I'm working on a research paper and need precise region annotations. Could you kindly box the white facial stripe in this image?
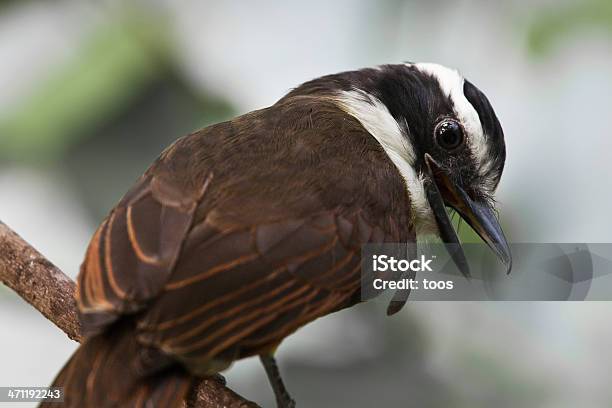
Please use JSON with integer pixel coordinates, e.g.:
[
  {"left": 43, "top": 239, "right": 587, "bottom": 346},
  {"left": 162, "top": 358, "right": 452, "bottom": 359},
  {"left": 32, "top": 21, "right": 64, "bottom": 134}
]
[
  {"left": 411, "top": 63, "right": 493, "bottom": 178},
  {"left": 334, "top": 90, "right": 437, "bottom": 236}
]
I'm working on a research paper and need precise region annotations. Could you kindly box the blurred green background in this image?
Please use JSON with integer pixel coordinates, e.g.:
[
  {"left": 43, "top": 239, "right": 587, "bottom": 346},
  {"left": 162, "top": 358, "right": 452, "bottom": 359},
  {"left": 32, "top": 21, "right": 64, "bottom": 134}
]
[{"left": 1, "top": 1, "right": 611, "bottom": 407}]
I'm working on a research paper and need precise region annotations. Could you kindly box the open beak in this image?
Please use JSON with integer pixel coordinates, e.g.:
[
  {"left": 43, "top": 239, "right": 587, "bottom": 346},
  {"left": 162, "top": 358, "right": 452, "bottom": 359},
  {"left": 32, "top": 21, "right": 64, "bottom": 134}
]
[{"left": 424, "top": 153, "right": 512, "bottom": 278}]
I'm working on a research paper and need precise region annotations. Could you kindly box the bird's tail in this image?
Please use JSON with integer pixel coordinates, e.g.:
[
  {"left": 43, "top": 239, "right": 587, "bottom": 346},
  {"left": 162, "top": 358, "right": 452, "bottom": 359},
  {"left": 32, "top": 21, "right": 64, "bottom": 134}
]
[{"left": 40, "top": 323, "right": 195, "bottom": 408}]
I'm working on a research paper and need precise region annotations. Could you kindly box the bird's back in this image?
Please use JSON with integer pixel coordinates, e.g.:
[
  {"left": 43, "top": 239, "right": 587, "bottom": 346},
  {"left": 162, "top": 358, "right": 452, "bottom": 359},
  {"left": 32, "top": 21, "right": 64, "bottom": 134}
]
[{"left": 47, "top": 95, "right": 414, "bottom": 407}]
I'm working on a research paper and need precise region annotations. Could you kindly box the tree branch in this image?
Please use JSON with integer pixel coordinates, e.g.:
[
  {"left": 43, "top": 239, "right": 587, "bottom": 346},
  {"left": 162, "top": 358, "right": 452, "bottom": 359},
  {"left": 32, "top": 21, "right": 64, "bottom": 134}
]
[
  {"left": 0, "top": 221, "right": 260, "bottom": 408},
  {"left": 0, "top": 222, "right": 82, "bottom": 342}
]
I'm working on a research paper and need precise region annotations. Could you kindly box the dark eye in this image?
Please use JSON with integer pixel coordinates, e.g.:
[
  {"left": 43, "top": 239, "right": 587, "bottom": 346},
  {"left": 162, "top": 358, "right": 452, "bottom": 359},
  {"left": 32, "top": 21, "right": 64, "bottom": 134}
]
[{"left": 435, "top": 119, "right": 464, "bottom": 151}]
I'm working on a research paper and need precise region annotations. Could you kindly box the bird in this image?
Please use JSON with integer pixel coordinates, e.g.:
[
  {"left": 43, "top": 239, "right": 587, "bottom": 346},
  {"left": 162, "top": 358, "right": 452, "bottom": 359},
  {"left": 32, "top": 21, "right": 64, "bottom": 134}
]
[{"left": 44, "top": 62, "right": 511, "bottom": 408}]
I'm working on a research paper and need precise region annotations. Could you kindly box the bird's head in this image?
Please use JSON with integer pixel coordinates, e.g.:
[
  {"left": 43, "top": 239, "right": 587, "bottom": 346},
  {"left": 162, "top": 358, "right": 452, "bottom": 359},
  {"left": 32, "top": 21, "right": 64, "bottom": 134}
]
[{"left": 296, "top": 63, "right": 511, "bottom": 276}]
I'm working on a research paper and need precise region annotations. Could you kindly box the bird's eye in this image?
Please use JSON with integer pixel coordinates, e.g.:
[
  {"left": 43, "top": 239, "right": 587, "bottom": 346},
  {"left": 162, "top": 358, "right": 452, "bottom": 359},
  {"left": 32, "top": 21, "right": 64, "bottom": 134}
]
[{"left": 435, "top": 119, "right": 464, "bottom": 151}]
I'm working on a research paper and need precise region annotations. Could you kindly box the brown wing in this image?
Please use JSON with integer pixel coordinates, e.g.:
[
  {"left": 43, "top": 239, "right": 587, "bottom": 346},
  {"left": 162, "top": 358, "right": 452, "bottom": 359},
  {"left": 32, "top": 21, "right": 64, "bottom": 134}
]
[
  {"left": 135, "top": 206, "right": 400, "bottom": 373},
  {"left": 76, "top": 169, "right": 212, "bottom": 336}
]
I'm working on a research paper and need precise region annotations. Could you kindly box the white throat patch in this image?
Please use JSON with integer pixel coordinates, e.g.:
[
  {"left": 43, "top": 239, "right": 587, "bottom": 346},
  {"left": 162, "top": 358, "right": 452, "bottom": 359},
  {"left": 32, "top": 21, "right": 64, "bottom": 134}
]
[
  {"left": 334, "top": 90, "right": 438, "bottom": 236},
  {"left": 411, "top": 63, "right": 493, "bottom": 179}
]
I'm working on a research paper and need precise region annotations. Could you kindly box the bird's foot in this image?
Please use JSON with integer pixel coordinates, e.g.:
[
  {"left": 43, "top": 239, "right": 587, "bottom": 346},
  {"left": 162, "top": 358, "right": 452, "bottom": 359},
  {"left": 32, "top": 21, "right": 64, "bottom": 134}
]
[
  {"left": 259, "top": 354, "right": 296, "bottom": 408},
  {"left": 278, "top": 395, "right": 296, "bottom": 408}
]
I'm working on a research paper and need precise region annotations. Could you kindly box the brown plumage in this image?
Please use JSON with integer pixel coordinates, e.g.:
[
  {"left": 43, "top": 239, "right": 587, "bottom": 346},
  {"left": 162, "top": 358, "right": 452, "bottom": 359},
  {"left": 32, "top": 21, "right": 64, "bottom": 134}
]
[
  {"left": 46, "top": 62, "right": 511, "bottom": 408},
  {"left": 48, "top": 96, "right": 414, "bottom": 407}
]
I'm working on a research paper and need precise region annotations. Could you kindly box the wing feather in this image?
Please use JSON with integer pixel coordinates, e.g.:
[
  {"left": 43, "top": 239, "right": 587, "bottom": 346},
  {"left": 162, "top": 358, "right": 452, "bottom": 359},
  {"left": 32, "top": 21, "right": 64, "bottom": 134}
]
[
  {"left": 135, "top": 209, "right": 399, "bottom": 373},
  {"left": 77, "top": 173, "right": 212, "bottom": 336}
]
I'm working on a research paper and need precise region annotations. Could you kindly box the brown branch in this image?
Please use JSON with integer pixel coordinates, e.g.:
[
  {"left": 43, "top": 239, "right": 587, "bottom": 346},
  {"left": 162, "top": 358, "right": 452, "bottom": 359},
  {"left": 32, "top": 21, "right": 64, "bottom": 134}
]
[
  {"left": 0, "top": 221, "right": 260, "bottom": 408},
  {"left": 0, "top": 222, "right": 82, "bottom": 342}
]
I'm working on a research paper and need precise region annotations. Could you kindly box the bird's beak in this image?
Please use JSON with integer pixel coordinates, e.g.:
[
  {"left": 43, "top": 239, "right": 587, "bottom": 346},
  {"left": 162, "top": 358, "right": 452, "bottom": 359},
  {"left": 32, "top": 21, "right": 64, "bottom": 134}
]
[{"left": 424, "top": 153, "right": 512, "bottom": 278}]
